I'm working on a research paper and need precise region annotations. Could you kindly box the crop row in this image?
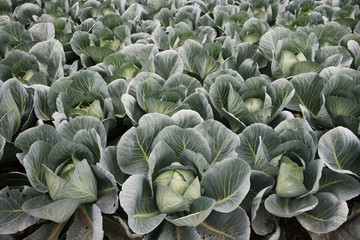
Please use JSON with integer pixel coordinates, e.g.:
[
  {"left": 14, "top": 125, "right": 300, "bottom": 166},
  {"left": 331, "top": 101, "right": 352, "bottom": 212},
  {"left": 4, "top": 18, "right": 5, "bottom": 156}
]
[{"left": 0, "top": 0, "right": 359, "bottom": 239}]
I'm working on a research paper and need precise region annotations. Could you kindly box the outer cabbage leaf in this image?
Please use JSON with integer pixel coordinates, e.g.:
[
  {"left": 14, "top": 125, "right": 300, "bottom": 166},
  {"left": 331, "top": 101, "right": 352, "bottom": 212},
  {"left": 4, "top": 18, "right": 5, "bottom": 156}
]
[
  {"left": 120, "top": 174, "right": 166, "bottom": 234},
  {"left": 22, "top": 195, "right": 82, "bottom": 223},
  {"left": 296, "top": 193, "right": 348, "bottom": 234},
  {"left": 318, "top": 168, "right": 360, "bottom": 201},
  {"left": 152, "top": 125, "right": 211, "bottom": 162},
  {"left": 318, "top": 127, "right": 360, "bottom": 176},
  {"left": 201, "top": 158, "right": 251, "bottom": 213},
  {"left": 153, "top": 50, "right": 184, "bottom": 80},
  {"left": 264, "top": 194, "right": 318, "bottom": 218},
  {"left": 196, "top": 207, "right": 250, "bottom": 240},
  {"left": 117, "top": 113, "right": 175, "bottom": 175},
  {"left": 0, "top": 187, "right": 39, "bottom": 235},
  {"left": 195, "top": 120, "right": 239, "bottom": 167},
  {"left": 23, "top": 141, "right": 52, "bottom": 193}
]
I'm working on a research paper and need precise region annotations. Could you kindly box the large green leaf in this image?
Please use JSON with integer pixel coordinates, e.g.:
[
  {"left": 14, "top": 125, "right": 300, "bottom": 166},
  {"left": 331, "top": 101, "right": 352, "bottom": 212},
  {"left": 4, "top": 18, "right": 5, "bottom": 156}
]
[
  {"left": 32, "top": 85, "right": 52, "bottom": 121},
  {"left": 15, "top": 124, "right": 62, "bottom": 154},
  {"left": 85, "top": 46, "right": 114, "bottom": 63},
  {"left": 121, "top": 93, "right": 146, "bottom": 124},
  {"left": 193, "top": 53, "right": 220, "bottom": 80},
  {"left": 195, "top": 120, "right": 239, "bottom": 167},
  {"left": 237, "top": 123, "right": 281, "bottom": 164},
  {"left": 325, "top": 96, "right": 360, "bottom": 119},
  {"left": 275, "top": 162, "right": 308, "bottom": 198},
  {"left": 201, "top": 158, "right": 251, "bottom": 213},
  {"left": 117, "top": 113, "right": 175, "bottom": 175},
  {"left": 120, "top": 43, "right": 156, "bottom": 66},
  {"left": 348, "top": 40, "right": 360, "bottom": 70},
  {"left": 312, "top": 22, "right": 351, "bottom": 47},
  {"left": 0, "top": 78, "right": 28, "bottom": 114},
  {"left": 100, "top": 146, "right": 128, "bottom": 185},
  {"left": 259, "top": 27, "right": 291, "bottom": 60},
  {"left": 303, "top": 159, "right": 324, "bottom": 195},
  {"left": 108, "top": 79, "right": 126, "bottom": 118},
  {"left": 0, "top": 21, "right": 32, "bottom": 45},
  {"left": 154, "top": 50, "right": 184, "bottom": 80},
  {"left": 29, "top": 39, "right": 65, "bottom": 75},
  {"left": 73, "top": 129, "right": 102, "bottom": 163},
  {"left": 0, "top": 187, "right": 38, "bottom": 234},
  {"left": 120, "top": 174, "right": 166, "bottom": 234},
  {"left": 0, "top": 64, "right": 12, "bottom": 81},
  {"left": 315, "top": 46, "right": 353, "bottom": 68},
  {"left": 178, "top": 39, "right": 203, "bottom": 73},
  {"left": 208, "top": 76, "right": 246, "bottom": 121},
  {"left": 70, "top": 31, "right": 95, "bottom": 56},
  {"left": 46, "top": 140, "right": 93, "bottom": 171},
  {"left": 287, "top": 73, "right": 324, "bottom": 113},
  {"left": 155, "top": 182, "right": 190, "bottom": 214},
  {"left": 166, "top": 197, "right": 215, "bottom": 227},
  {"left": 92, "top": 163, "right": 119, "bottom": 214},
  {"left": 0, "top": 88, "right": 21, "bottom": 141},
  {"left": 318, "top": 127, "right": 360, "bottom": 176},
  {"left": 146, "top": 98, "right": 181, "bottom": 115},
  {"left": 318, "top": 168, "right": 360, "bottom": 201},
  {"left": 264, "top": 194, "right": 318, "bottom": 218},
  {"left": 44, "top": 166, "right": 67, "bottom": 201},
  {"left": 309, "top": 207, "right": 360, "bottom": 240},
  {"left": 61, "top": 160, "right": 98, "bottom": 203},
  {"left": 66, "top": 204, "right": 103, "bottom": 240},
  {"left": 23, "top": 141, "right": 52, "bottom": 193},
  {"left": 183, "top": 93, "right": 213, "bottom": 121},
  {"left": 196, "top": 207, "right": 250, "bottom": 240},
  {"left": 296, "top": 193, "right": 348, "bottom": 234},
  {"left": 13, "top": 3, "right": 41, "bottom": 25},
  {"left": 148, "top": 141, "right": 176, "bottom": 184},
  {"left": 153, "top": 125, "right": 211, "bottom": 161},
  {"left": 203, "top": 70, "right": 243, "bottom": 92},
  {"left": 29, "top": 22, "right": 55, "bottom": 42},
  {"left": 163, "top": 74, "right": 201, "bottom": 97},
  {"left": 178, "top": 150, "right": 209, "bottom": 176},
  {"left": 22, "top": 195, "right": 82, "bottom": 223},
  {"left": 289, "top": 61, "right": 324, "bottom": 77},
  {"left": 69, "top": 70, "right": 109, "bottom": 98},
  {"left": 152, "top": 27, "right": 169, "bottom": 51},
  {"left": 171, "top": 110, "right": 203, "bottom": 128},
  {"left": 271, "top": 78, "right": 295, "bottom": 116},
  {"left": 251, "top": 137, "right": 278, "bottom": 176},
  {"left": 274, "top": 118, "right": 315, "bottom": 140},
  {"left": 136, "top": 79, "right": 163, "bottom": 111},
  {"left": 47, "top": 79, "right": 82, "bottom": 113},
  {"left": 238, "top": 59, "right": 260, "bottom": 80},
  {"left": 0, "top": 101, "right": 20, "bottom": 141},
  {"left": 57, "top": 116, "right": 107, "bottom": 148}
]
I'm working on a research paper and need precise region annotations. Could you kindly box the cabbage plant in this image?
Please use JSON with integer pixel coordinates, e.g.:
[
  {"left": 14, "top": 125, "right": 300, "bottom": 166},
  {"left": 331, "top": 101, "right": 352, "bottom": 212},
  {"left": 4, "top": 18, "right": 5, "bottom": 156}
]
[
  {"left": 117, "top": 111, "right": 251, "bottom": 238},
  {"left": 287, "top": 71, "right": 360, "bottom": 134},
  {"left": 237, "top": 118, "right": 360, "bottom": 237},
  {"left": 0, "top": 78, "right": 33, "bottom": 164},
  {"left": 0, "top": 116, "right": 121, "bottom": 238},
  {"left": 46, "top": 70, "right": 116, "bottom": 131},
  {"left": 121, "top": 72, "right": 213, "bottom": 125},
  {"left": 207, "top": 74, "right": 294, "bottom": 133}
]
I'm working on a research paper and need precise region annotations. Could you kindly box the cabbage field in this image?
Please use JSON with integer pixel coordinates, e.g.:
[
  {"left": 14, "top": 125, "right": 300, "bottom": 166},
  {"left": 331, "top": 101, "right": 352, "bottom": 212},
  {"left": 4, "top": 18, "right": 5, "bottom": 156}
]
[{"left": 0, "top": 0, "right": 360, "bottom": 239}]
